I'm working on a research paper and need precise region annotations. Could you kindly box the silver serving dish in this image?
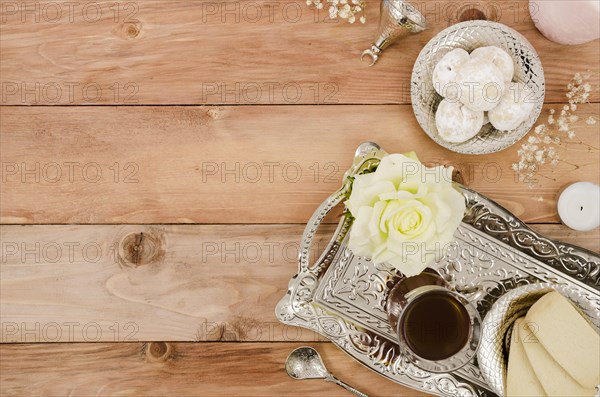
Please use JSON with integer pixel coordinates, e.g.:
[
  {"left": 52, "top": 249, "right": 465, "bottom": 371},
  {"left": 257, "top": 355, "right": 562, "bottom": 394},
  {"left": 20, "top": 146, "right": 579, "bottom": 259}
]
[
  {"left": 276, "top": 142, "right": 599, "bottom": 397},
  {"left": 478, "top": 283, "right": 600, "bottom": 396},
  {"left": 411, "top": 21, "right": 545, "bottom": 155}
]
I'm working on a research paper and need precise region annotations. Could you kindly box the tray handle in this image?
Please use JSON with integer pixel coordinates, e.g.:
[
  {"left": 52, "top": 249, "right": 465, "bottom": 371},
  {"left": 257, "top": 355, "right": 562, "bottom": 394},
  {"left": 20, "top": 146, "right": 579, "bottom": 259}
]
[
  {"left": 298, "top": 142, "right": 388, "bottom": 273},
  {"left": 298, "top": 187, "right": 349, "bottom": 272}
]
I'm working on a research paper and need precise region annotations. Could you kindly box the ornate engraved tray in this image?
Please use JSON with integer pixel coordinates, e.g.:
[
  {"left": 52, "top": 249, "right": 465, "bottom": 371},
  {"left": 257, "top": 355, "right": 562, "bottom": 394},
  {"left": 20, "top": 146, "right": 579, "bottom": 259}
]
[{"left": 276, "top": 142, "right": 600, "bottom": 397}]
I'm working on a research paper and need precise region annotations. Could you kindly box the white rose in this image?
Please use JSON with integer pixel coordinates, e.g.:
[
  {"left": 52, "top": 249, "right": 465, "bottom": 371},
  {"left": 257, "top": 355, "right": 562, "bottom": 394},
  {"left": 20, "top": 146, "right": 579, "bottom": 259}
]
[{"left": 346, "top": 153, "right": 466, "bottom": 276}]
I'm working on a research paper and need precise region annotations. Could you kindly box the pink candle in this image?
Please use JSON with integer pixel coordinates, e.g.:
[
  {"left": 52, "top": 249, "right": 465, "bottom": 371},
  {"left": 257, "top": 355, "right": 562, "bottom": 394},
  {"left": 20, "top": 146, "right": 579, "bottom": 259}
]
[{"left": 530, "top": 0, "right": 600, "bottom": 45}]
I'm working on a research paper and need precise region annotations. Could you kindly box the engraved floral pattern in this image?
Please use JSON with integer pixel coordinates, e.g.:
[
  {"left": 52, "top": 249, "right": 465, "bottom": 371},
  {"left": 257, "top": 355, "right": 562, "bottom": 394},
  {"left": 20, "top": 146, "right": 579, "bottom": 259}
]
[{"left": 276, "top": 143, "right": 600, "bottom": 397}]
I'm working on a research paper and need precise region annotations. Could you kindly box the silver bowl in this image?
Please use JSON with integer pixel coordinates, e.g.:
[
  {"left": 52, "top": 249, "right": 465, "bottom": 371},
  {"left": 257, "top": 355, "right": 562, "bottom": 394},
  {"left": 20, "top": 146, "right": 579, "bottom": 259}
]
[
  {"left": 411, "top": 20, "right": 545, "bottom": 155},
  {"left": 477, "top": 283, "right": 600, "bottom": 396}
]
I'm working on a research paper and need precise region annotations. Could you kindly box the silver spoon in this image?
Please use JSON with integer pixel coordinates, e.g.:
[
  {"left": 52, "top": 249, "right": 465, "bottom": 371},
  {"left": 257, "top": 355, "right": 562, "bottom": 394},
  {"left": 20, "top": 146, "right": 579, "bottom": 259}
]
[{"left": 285, "top": 346, "right": 369, "bottom": 397}]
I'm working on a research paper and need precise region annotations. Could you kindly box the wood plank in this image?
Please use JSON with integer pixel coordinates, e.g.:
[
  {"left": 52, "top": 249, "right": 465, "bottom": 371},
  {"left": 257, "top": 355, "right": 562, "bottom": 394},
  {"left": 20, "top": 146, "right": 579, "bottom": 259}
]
[
  {"left": 1, "top": 224, "right": 596, "bottom": 343},
  {"left": 0, "top": 342, "right": 430, "bottom": 397},
  {"left": 0, "top": 224, "right": 323, "bottom": 342},
  {"left": 0, "top": 0, "right": 597, "bottom": 105},
  {"left": 2, "top": 104, "right": 599, "bottom": 224}
]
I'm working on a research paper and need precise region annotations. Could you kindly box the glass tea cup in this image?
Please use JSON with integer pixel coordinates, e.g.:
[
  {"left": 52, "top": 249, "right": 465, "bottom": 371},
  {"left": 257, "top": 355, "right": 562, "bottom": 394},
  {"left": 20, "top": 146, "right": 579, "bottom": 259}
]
[{"left": 386, "top": 268, "right": 481, "bottom": 373}]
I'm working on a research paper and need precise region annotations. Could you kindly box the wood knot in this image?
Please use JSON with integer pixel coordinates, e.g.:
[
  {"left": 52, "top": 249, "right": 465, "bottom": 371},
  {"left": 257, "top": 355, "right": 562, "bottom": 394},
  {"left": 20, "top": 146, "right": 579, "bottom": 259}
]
[
  {"left": 457, "top": 5, "right": 497, "bottom": 22},
  {"left": 206, "top": 108, "right": 220, "bottom": 120},
  {"left": 146, "top": 342, "right": 172, "bottom": 362},
  {"left": 452, "top": 167, "right": 465, "bottom": 185},
  {"left": 118, "top": 20, "right": 142, "bottom": 39},
  {"left": 118, "top": 230, "right": 165, "bottom": 269},
  {"left": 421, "top": 161, "right": 466, "bottom": 186}
]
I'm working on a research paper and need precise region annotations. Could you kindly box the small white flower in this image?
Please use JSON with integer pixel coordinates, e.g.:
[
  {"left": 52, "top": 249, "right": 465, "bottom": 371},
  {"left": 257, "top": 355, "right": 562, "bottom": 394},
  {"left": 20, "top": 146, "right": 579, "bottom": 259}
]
[
  {"left": 513, "top": 72, "right": 595, "bottom": 189},
  {"left": 329, "top": 5, "right": 337, "bottom": 18},
  {"left": 535, "top": 150, "right": 544, "bottom": 162},
  {"left": 308, "top": 0, "right": 364, "bottom": 24},
  {"left": 338, "top": 3, "right": 351, "bottom": 17}
]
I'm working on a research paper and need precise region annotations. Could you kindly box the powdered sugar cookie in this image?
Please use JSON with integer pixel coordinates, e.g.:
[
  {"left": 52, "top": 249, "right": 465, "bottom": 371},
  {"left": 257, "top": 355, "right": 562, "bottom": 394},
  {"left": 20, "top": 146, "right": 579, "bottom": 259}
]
[
  {"left": 471, "top": 46, "right": 515, "bottom": 82},
  {"left": 488, "top": 82, "right": 535, "bottom": 131},
  {"left": 435, "top": 99, "right": 484, "bottom": 143},
  {"left": 455, "top": 59, "right": 505, "bottom": 112},
  {"left": 432, "top": 48, "right": 470, "bottom": 97}
]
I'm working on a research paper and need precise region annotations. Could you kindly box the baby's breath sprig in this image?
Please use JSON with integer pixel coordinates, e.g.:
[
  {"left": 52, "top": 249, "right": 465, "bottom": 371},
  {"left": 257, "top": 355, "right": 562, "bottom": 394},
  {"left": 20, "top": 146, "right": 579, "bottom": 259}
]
[
  {"left": 513, "top": 72, "right": 598, "bottom": 189},
  {"left": 307, "top": 0, "right": 366, "bottom": 24}
]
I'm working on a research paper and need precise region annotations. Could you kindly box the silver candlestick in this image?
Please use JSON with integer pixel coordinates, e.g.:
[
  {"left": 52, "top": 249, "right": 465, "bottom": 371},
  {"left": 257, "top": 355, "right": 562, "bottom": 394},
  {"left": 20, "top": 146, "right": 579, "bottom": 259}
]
[{"left": 361, "top": 0, "right": 427, "bottom": 66}]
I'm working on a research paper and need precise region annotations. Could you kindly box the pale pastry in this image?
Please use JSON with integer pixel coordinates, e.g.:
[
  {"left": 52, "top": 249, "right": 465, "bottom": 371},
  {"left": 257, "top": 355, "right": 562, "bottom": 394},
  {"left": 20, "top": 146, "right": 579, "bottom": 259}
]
[
  {"left": 521, "top": 323, "right": 594, "bottom": 397},
  {"left": 435, "top": 99, "right": 484, "bottom": 143},
  {"left": 488, "top": 82, "right": 535, "bottom": 131},
  {"left": 432, "top": 48, "right": 470, "bottom": 97},
  {"left": 506, "top": 318, "right": 547, "bottom": 397},
  {"left": 471, "top": 46, "right": 515, "bottom": 82},
  {"left": 455, "top": 59, "right": 505, "bottom": 112},
  {"left": 525, "top": 291, "right": 600, "bottom": 390}
]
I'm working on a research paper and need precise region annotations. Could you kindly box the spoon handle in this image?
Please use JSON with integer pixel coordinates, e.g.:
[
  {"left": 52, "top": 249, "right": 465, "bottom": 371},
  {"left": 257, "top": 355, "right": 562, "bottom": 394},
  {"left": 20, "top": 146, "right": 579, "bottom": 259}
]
[{"left": 325, "top": 374, "right": 369, "bottom": 397}]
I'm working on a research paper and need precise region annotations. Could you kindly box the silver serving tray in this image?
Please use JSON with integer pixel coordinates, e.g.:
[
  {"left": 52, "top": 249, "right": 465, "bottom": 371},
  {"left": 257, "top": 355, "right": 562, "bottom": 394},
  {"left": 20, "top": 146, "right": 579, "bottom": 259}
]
[{"left": 276, "top": 142, "right": 600, "bottom": 397}]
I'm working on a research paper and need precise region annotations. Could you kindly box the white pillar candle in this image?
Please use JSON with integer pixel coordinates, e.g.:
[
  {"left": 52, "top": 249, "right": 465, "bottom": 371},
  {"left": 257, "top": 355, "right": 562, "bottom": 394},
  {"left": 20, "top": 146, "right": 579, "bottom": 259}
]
[{"left": 557, "top": 182, "right": 600, "bottom": 232}]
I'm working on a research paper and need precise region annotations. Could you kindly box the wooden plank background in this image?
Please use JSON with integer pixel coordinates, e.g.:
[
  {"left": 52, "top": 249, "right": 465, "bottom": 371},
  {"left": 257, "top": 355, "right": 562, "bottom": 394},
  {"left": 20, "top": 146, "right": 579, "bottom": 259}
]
[
  {"left": 2, "top": 104, "right": 599, "bottom": 224},
  {"left": 0, "top": 0, "right": 598, "bottom": 105},
  {"left": 1, "top": 0, "right": 599, "bottom": 396},
  {"left": 0, "top": 343, "right": 431, "bottom": 397}
]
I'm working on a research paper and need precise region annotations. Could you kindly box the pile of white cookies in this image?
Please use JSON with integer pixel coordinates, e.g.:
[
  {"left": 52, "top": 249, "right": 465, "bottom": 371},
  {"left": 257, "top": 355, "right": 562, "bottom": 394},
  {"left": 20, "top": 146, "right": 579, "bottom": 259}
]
[{"left": 432, "top": 46, "right": 534, "bottom": 143}]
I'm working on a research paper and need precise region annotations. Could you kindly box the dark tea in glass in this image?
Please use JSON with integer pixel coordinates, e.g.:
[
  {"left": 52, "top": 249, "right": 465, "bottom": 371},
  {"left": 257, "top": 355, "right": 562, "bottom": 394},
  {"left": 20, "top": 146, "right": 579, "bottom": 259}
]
[
  {"left": 386, "top": 269, "right": 481, "bottom": 372},
  {"left": 401, "top": 290, "right": 471, "bottom": 361}
]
